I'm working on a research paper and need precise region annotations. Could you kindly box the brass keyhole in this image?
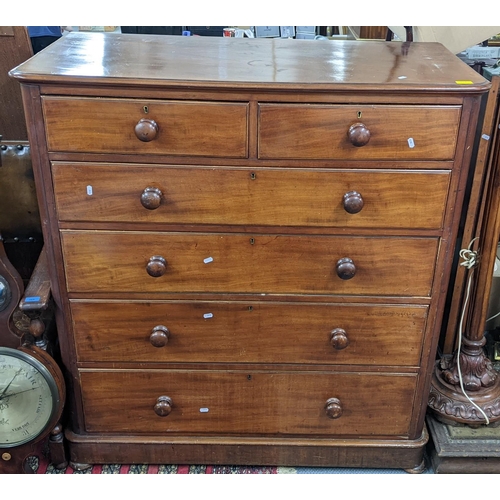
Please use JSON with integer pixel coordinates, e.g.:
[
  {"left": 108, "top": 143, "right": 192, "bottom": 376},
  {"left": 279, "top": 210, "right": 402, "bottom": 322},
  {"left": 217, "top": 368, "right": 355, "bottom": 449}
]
[
  {"left": 143, "top": 105, "right": 149, "bottom": 114},
  {"left": 250, "top": 238, "right": 255, "bottom": 245},
  {"left": 357, "top": 111, "right": 362, "bottom": 119},
  {"left": 250, "top": 172, "right": 256, "bottom": 180}
]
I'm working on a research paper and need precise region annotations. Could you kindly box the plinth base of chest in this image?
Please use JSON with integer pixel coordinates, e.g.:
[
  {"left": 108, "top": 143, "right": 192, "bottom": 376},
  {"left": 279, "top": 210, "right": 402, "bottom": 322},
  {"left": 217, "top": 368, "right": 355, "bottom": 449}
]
[{"left": 65, "top": 428, "right": 428, "bottom": 472}]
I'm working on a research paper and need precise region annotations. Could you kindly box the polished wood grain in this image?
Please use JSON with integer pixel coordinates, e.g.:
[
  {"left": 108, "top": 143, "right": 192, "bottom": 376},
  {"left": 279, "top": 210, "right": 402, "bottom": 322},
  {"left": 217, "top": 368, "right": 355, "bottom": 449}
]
[
  {"left": 258, "top": 104, "right": 461, "bottom": 160},
  {"left": 9, "top": 33, "right": 488, "bottom": 468},
  {"left": 70, "top": 300, "right": 428, "bottom": 366},
  {"left": 64, "top": 428, "right": 428, "bottom": 469},
  {"left": 60, "top": 231, "right": 438, "bottom": 296},
  {"left": 79, "top": 370, "right": 417, "bottom": 436},
  {"left": 42, "top": 97, "right": 249, "bottom": 157},
  {"left": 9, "top": 33, "right": 488, "bottom": 93},
  {"left": 52, "top": 163, "right": 451, "bottom": 230}
]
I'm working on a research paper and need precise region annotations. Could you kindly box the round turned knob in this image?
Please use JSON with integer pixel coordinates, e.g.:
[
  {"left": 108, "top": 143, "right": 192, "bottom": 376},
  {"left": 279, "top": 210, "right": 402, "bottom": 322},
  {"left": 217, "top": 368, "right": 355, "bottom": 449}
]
[
  {"left": 336, "top": 257, "right": 356, "bottom": 280},
  {"left": 330, "top": 328, "right": 349, "bottom": 350},
  {"left": 154, "top": 396, "right": 173, "bottom": 417},
  {"left": 146, "top": 256, "right": 167, "bottom": 277},
  {"left": 347, "top": 122, "right": 371, "bottom": 147},
  {"left": 343, "top": 191, "right": 364, "bottom": 214},
  {"left": 135, "top": 118, "right": 159, "bottom": 142},
  {"left": 325, "top": 398, "right": 343, "bottom": 419},
  {"left": 141, "top": 187, "right": 162, "bottom": 210},
  {"left": 150, "top": 325, "right": 170, "bottom": 347},
  {"left": 29, "top": 318, "right": 46, "bottom": 339}
]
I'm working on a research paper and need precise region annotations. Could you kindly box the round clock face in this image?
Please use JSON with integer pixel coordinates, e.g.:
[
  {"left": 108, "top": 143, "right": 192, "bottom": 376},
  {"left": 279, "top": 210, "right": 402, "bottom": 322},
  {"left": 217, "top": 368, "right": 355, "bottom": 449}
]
[{"left": 0, "top": 348, "right": 57, "bottom": 447}]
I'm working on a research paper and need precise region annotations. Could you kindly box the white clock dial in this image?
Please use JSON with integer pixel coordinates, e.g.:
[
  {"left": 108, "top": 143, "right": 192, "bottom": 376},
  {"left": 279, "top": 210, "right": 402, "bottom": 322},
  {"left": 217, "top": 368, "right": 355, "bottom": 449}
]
[{"left": 0, "top": 349, "right": 56, "bottom": 447}]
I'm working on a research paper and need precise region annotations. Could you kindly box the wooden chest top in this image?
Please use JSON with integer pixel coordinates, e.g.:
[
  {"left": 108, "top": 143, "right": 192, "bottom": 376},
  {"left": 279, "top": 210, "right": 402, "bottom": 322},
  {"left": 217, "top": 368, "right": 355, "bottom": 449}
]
[{"left": 9, "top": 32, "right": 488, "bottom": 94}]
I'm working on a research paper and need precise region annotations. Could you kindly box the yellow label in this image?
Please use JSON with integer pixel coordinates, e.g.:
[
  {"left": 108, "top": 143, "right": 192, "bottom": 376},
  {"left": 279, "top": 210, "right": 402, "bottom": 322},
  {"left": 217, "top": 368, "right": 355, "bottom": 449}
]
[{"left": 455, "top": 80, "right": 474, "bottom": 85}]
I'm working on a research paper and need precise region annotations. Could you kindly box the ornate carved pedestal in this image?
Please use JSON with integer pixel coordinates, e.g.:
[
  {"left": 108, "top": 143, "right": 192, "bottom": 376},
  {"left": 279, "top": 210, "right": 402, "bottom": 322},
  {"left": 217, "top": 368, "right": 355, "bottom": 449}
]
[{"left": 429, "top": 337, "right": 500, "bottom": 427}]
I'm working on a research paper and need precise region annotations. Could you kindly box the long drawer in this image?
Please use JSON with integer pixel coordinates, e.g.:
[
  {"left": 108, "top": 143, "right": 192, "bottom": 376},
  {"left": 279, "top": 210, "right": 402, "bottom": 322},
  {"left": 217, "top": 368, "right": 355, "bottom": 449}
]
[
  {"left": 258, "top": 104, "right": 461, "bottom": 160},
  {"left": 42, "top": 97, "right": 249, "bottom": 158},
  {"left": 80, "top": 370, "right": 417, "bottom": 436},
  {"left": 52, "top": 163, "right": 451, "bottom": 230},
  {"left": 71, "top": 300, "right": 428, "bottom": 366},
  {"left": 61, "top": 231, "right": 439, "bottom": 296}
]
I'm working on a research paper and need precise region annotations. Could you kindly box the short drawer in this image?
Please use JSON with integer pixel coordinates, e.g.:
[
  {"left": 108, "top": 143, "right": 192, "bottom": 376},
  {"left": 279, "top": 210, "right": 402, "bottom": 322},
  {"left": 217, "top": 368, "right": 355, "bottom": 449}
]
[
  {"left": 42, "top": 97, "right": 248, "bottom": 158},
  {"left": 61, "top": 231, "right": 438, "bottom": 297},
  {"left": 71, "top": 300, "right": 428, "bottom": 366},
  {"left": 80, "top": 370, "right": 417, "bottom": 436},
  {"left": 258, "top": 104, "right": 461, "bottom": 160},
  {"left": 52, "top": 163, "right": 451, "bottom": 230}
]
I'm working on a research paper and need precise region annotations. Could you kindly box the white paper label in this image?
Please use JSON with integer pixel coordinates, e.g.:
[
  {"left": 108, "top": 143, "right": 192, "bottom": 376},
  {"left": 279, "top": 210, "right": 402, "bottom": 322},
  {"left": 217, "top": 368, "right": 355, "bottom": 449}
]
[
  {"left": 200, "top": 408, "right": 209, "bottom": 413},
  {"left": 203, "top": 257, "right": 214, "bottom": 264},
  {"left": 86, "top": 185, "right": 93, "bottom": 195},
  {"left": 482, "top": 134, "right": 490, "bottom": 141},
  {"left": 407, "top": 138, "right": 415, "bottom": 148},
  {"left": 203, "top": 313, "right": 213, "bottom": 319}
]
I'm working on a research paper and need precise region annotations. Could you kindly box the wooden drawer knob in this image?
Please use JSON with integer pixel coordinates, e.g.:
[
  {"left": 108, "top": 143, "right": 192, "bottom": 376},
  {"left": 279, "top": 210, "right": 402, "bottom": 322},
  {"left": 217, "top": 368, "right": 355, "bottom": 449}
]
[
  {"left": 146, "top": 256, "right": 167, "bottom": 277},
  {"left": 347, "top": 122, "right": 370, "bottom": 147},
  {"left": 150, "top": 325, "right": 170, "bottom": 347},
  {"left": 154, "top": 396, "right": 173, "bottom": 417},
  {"left": 330, "top": 328, "right": 349, "bottom": 350},
  {"left": 135, "top": 118, "right": 159, "bottom": 142},
  {"left": 325, "top": 398, "right": 343, "bottom": 419},
  {"left": 141, "top": 187, "right": 162, "bottom": 210},
  {"left": 343, "top": 191, "right": 364, "bottom": 214},
  {"left": 336, "top": 257, "right": 356, "bottom": 280}
]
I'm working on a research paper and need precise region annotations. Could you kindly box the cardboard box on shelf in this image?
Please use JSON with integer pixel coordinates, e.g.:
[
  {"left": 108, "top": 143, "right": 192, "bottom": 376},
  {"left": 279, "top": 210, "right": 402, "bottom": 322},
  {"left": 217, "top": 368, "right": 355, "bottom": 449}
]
[
  {"left": 254, "top": 26, "right": 280, "bottom": 38},
  {"left": 466, "top": 46, "right": 500, "bottom": 59},
  {"left": 296, "top": 33, "right": 316, "bottom": 40},
  {"left": 296, "top": 26, "right": 316, "bottom": 34},
  {"left": 78, "top": 26, "right": 118, "bottom": 32},
  {"left": 280, "top": 26, "right": 295, "bottom": 38}
]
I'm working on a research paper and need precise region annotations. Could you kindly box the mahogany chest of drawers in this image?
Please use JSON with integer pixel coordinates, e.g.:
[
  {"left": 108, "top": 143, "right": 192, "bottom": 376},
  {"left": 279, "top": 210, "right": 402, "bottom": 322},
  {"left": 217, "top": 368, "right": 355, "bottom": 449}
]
[{"left": 10, "top": 32, "right": 489, "bottom": 470}]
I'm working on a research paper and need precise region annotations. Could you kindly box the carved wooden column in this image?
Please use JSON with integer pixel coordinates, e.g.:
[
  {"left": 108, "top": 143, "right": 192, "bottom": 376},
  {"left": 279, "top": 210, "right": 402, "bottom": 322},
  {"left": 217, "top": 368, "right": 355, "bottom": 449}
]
[{"left": 429, "top": 77, "right": 500, "bottom": 426}]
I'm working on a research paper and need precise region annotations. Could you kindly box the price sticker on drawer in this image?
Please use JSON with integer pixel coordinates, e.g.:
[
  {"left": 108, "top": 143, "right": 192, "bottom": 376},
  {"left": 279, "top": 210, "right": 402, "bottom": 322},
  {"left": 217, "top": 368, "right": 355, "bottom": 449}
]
[
  {"left": 199, "top": 408, "right": 209, "bottom": 413},
  {"left": 203, "top": 313, "right": 213, "bottom": 319},
  {"left": 203, "top": 257, "right": 214, "bottom": 264},
  {"left": 407, "top": 138, "right": 415, "bottom": 149},
  {"left": 86, "top": 185, "right": 93, "bottom": 196}
]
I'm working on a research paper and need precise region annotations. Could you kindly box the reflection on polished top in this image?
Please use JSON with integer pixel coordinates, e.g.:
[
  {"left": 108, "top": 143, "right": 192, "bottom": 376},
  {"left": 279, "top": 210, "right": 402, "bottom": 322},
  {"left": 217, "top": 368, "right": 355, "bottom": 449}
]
[{"left": 10, "top": 32, "right": 489, "bottom": 92}]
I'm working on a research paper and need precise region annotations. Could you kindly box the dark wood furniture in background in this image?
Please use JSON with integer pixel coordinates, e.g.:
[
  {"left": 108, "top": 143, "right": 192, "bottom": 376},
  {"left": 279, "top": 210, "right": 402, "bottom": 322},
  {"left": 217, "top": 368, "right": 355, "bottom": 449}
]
[
  {"left": 10, "top": 32, "right": 489, "bottom": 470},
  {"left": 0, "top": 26, "right": 43, "bottom": 348},
  {"left": 429, "top": 77, "right": 500, "bottom": 426},
  {"left": 0, "top": 236, "right": 23, "bottom": 348},
  {"left": 442, "top": 78, "right": 500, "bottom": 356},
  {"left": 0, "top": 26, "right": 66, "bottom": 472},
  {"left": 0, "top": 26, "right": 42, "bottom": 281},
  {"left": 0, "top": 26, "right": 32, "bottom": 141}
]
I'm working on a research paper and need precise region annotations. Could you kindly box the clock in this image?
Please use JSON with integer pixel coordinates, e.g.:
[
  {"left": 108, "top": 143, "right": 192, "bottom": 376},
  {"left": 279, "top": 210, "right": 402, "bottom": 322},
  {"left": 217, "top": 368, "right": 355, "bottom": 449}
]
[{"left": 0, "top": 344, "right": 65, "bottom": 473}]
